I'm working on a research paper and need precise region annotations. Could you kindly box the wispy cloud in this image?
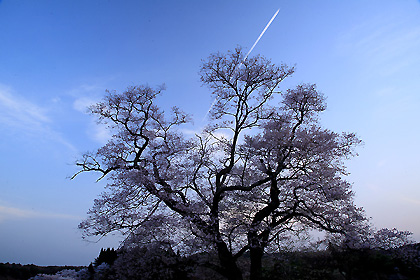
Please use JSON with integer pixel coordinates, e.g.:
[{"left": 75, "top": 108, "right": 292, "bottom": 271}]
[
  {"left": 91, "top": 124, "right": 112, "bottom": 144},
  {"left": 400, "top": 196, "right": 420, "bottom": 206},
  {"left": 180, "top": 128, "right": 200, "bottom": 136},
  {"left": 0, "top": 85, "right": 76, "bottom": 151},
  {"left": 73, "top": 96, "right": 97, "bottom": 113},
  {"left": 69, "top": 84, "right": 113, "bottom": 145},
  {"left": 73, "top": 96, "right": 112, "bottom": 145},
  {"left": 336, "top": 15, "right": 420, "bottom": 76},
  {"left": 0, "top": 205, "right": 81, "bottom": 223},
  {"left": 0, "top": 85, "right": 51, "bottom": 130}
]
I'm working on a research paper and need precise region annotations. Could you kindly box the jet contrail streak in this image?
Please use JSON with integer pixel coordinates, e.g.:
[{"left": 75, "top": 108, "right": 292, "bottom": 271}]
[
  {"left": 243, "top": 8, "right": 280, "bottom": 62},
  {"left": 202, "top": 9, "right": 280, "bottom": 122},
  {"left": 204, "top": 97, "right": 217, "bottom": 121}
]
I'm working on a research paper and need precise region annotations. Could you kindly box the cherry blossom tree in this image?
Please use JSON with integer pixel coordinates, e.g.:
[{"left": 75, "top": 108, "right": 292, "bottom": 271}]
[{"left": 73, "top": 47, "right": 366, "bottom": 280}]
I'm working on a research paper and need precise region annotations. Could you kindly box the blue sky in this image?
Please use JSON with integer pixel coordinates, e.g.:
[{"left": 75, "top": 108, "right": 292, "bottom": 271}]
[{"left": 0, "top": 0, "right": 419, "bottom": 266}]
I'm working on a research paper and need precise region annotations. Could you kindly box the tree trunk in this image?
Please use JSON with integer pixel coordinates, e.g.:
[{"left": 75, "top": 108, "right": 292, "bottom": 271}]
[
  {"left": 216, "top": 241, "right": 243, "bottom": 280},
  {"left": 249, "top": 229, "right": 270, "bottom": 280},
  {"left": 250, "top": 247, "right": 264, "bottom": 280},
  {"left": 222, "top": 266, "right": 243, "bottom": 280}
]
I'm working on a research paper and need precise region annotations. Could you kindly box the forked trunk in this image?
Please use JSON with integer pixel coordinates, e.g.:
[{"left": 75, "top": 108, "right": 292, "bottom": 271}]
[
  {"left": 250, "top": 247, "right": 264, "bottom": 280},
  {"left": 217, "top": 241, "right": 243, "bottom": 280},
  {"left": 222, "top": 266, "right": 243, "bottom": 280}
]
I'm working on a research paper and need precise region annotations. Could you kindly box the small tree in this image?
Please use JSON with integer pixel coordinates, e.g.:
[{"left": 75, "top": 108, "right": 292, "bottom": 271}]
[
  {"left": 327, "top": 227, "right": 415, "bottom": 280},
  {"left": 73, "top": 47, "right": 366, "bottom": 280},
  {"left": 93, "top": 248, "right": 118, "bottom": 267},
  {"left": 112, "top": 242, "right": 188, "bottom": 280}
]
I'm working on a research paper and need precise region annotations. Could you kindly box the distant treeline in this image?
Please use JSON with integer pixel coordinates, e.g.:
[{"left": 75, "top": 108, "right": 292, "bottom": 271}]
[
  {"left": 0, "top": 263, "right": 84, "bottom": 280},
  {"left": 1, "top": 243, "right": 420, "bottom": 280},
  {"left": 85, "top": 244, "right": 420, "bottom": 280}
]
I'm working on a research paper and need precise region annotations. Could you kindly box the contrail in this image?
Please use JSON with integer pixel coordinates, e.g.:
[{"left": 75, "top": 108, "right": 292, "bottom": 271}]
[
  {"left": 244, "top": 9, "right": 280, "bottom": 62},
  {"left": 203, "top": 9, "right": 280, "bottom": 122}
]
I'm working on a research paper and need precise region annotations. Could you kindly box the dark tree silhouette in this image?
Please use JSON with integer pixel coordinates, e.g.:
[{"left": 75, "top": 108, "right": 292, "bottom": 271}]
[{"left": 73, "top": 47, "right": 397, "bottom": 280}]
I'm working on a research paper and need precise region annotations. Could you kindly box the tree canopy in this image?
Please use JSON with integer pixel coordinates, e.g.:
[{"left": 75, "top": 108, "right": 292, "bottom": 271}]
[{"left": 73, "top": 47, "right": 407, "bottom": 280}]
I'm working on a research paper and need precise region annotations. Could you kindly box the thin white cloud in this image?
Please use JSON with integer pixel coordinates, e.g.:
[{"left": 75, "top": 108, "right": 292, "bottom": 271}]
[
  {"left": 0, "top": 85, "right": 51, "bottom": 130},
  {"left": 73, "top": 96, "right": 97, "bottom": 113},
  {"left": 73, "top": 96, "right": 112, "bottom": 145},
  {"left": 336, "top": 15, "right": 420, "bottom": 75},
  {"left": 180, "top": 128, "right": 200, "bottom": 136},
  {"left": 89, "top": 123, "right": 112, "bottom": 145},
  {"left": 67, "top": 84, "right": 104, "bottom": 97},
  {"left": 400, "top": 196, "right": 420, "bottom": 206},
  {"left": 0, "top": 84, "right": 77, "bottom": 151},
  {"left": 69, "top": 84, "right": 114, "bottom": 145},
  {"left": 0, "top": 205, "right": 81, "bottom": 223}
]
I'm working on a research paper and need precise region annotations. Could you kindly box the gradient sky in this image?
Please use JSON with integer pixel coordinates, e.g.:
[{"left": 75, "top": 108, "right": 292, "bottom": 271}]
[{"left": 1, "top": 0, "right": 419, "bottom": 266}]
